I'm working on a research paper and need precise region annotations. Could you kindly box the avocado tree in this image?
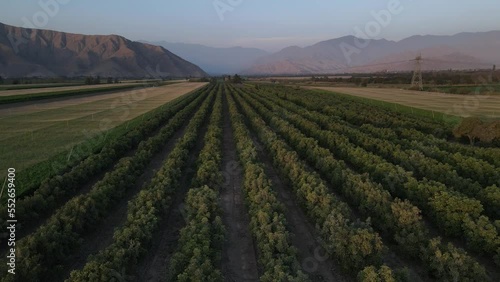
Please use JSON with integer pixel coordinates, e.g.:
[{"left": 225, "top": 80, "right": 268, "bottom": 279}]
[{"left": 453, "top": 117, "right": 483, "bottom": 145}]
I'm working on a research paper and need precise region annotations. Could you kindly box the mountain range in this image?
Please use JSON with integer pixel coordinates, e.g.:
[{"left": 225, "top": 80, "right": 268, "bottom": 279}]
[
  {"left": 142, "top": 41, "right": 268, "bottom": 75},
  {"left": 1, "top": 21, "right": 499, "bottom": 77},
  {"left": 244, "top": 31, "right": 500, "bottom": 75},
  {"left": 0, "top": 22, "right": 207, "bottom": 78}
]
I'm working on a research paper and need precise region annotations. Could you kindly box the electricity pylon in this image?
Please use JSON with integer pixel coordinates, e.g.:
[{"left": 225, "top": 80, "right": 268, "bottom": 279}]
[
  {"left": 490, "top": 64, "right": 496, "bottom": 83},
  {"left": 411, "top": 54, "right": 423, "bottom": 90}
]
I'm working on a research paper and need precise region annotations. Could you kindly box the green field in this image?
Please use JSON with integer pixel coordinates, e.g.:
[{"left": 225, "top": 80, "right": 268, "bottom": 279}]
[{"left": 0, "top": 82, "right": 207, "bottom": 180}]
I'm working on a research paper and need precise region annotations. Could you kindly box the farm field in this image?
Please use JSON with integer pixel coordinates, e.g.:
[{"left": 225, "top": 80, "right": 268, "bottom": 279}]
[
  {"left": 0, "top": 82, "right": 206, "bottom": 178},
  {"left": 0, "top": 82, "right": 143, "bottom": 97},
  {"left": 0, "top": 83, "right": 84, "bottom": 91},
  {"left": 309, "top": 86, "right": 500, "bottom": 119},
  {"left": 1, "top": 82, "right": 499, "bottom": 282}
]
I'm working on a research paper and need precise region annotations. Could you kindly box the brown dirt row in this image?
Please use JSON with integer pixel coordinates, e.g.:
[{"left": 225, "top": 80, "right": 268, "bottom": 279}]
[{"left": 219, "top": 91, "right": 260, "bottom": 282}]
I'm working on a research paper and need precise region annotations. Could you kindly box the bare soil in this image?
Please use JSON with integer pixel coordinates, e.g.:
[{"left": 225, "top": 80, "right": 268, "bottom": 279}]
[{"left": 219, "top": 92, "right": 260, "bottom": 282}]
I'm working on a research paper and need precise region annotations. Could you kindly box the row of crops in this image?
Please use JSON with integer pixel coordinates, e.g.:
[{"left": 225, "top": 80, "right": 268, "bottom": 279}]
[{"left": 1, "top": 82, "right": 498, "bottom": 281}]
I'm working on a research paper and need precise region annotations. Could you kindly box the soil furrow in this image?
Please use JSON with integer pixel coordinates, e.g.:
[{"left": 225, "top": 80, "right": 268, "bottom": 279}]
[{"left": 219, "top": 91, "right": 260, "bottom": 282}]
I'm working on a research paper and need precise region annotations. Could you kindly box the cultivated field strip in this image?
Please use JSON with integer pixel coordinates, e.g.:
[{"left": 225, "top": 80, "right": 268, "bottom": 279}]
[
  {"left": 396, "top": 128, "right": 500, "bottom": 167},
  {"left": 0, "top": 83, "right": 189, "bottom": 118},
  {"left": 0, "top": 86, "right": 215, "bottom": 281},
  {"left": 66, "top": 85, "right": 217, "bottom": 281},
  {"left": 0, "top": 83, "right": 139, "bottom": 97},
  {"left": 235, "top": 86, "right": 491, "bottom": 281},
  {"left": 249, "top": 129, "right": 348, "bottom": 282},
  {"left": 297, "top": 88, "right": 500, "bottom": 167},
  {"left": 270, "top": 87, "right": 500, "bottom": 218},
  {"left": 304, "top": 88, "right": 451, "bottom": 137},
  {"left": 0, "top": 82, "right": 207, "bottom": 174},
  {"left": 14, "top": 83, "right": 210, "bottom": 195},
  {"left": 318, "top": 111, "right": 498, "bottom": 218},
  {"left": 248, "top": 88, "right": 500, "bottom": 272},
  {"left": 230, "top": 87, "right": 405, "bottom": 279},
  {"left": 0, "top": 85, "right": 211, "bottom": 240},
  {"left": 227, "top": 87, "right": 309, "bottom": 281},
  {"left": 358, "top": 124, "right": 500, "bottom": 187},
  {"left": 167, "top": 84, "right": 225, "bottom": 280},
  {"left": 311, "top": 87, "right": 500, "bottom": 118}
]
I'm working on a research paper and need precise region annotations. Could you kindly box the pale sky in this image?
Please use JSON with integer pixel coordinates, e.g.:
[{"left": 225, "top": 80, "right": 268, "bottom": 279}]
[{"left": 1, "top": 0, "right": 499, "bottom": 52}]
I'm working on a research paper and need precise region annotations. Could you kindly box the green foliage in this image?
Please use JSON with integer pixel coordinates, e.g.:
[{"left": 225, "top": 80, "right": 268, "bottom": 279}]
[
  {"left": 231, "top": 85, "right": 384, "bottom": 274},
  {"left": 0, "top": 85, "right": 209, "bottom": 232},
  {"left": 168, "top": 84, "right": 225, "bottom": 281},
  {"left": 233, "top": 84, "right": 492, "bottom": 279},
  {"left": 462, "top": 215, "right": 500, "bottom": 255},
  {"left": 422, "top": 238, "right": 488, "bottom": 281},
  {"left": 357, "top": 265, "right": 397, "bottom": 282},
  {"left": 227, "top": 87, "right": 308, "bottom": 280},
  {"left": 390, "top": 199, "right": 427, "bottom": 253},
  {"left": 1, "top": 86, "right": 215, "bottom": 281},
  {"left": 248, "top": 84, "right": 500, "bottom": 266},
  {"left": 69, "top": 84, "right": 216, "bottom": 281},
  {"left": 429, "top": 192, "right": 483, "bottom": 236}
]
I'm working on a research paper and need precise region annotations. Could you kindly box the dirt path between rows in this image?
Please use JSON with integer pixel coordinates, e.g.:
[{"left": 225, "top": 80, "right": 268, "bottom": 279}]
[
  {"left": 135, "top": 105, "right": 212, "bottom": 282},
  {"left": 219, "top": 92, "right": 260, "bottom": 282}
]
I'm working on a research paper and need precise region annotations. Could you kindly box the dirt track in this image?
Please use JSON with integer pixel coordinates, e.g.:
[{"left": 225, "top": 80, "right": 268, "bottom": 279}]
[{"left": 220, "top": 91, "right": 260, "bottom": 282}]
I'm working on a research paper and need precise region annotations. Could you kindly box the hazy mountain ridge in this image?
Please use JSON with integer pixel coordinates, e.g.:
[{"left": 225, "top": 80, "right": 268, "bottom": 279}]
[
  {"left": 244, "top": 31, "right": 500, "bottom": 75},
  {"left": 0, "top": 22, "right": 208, "bottom": 78},
  {"left": 142, "top": 41, "right": 269, "bottom": 75}
]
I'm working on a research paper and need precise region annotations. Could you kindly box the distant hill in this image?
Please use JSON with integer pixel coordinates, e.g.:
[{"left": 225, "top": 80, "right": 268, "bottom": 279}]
[
  {"left": 144, "top": 41, "right": 268, "bottom": 75},
  {"left": 0, "top": 22, "right": 207, "bottom": 78},
  {"left": 244, "top": 31, "right": 500, "bottom": 75}
]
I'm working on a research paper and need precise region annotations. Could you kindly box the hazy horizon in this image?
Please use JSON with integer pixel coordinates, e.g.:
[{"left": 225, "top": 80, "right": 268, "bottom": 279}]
[{"left": 1, "top": 0, "right": 500, "bottom": 52}]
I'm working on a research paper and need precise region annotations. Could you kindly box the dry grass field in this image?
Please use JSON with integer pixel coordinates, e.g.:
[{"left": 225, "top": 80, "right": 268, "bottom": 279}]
[
  {"left": 0, "top": 82, "right": 207, "bottom": 173},
  {"left": 310, "top": 86, "right": 500, "bottom": 119}
]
